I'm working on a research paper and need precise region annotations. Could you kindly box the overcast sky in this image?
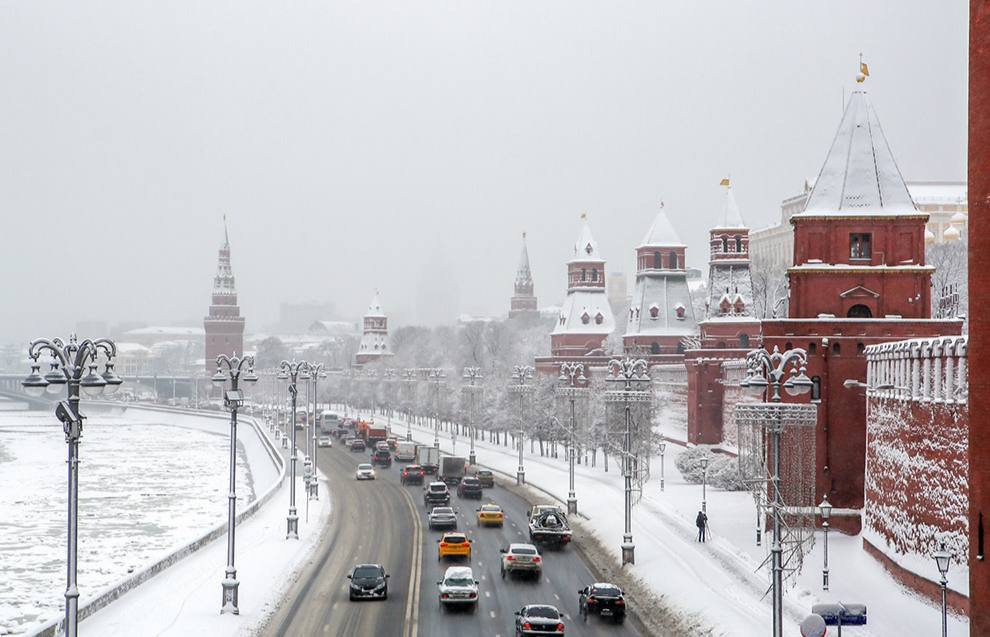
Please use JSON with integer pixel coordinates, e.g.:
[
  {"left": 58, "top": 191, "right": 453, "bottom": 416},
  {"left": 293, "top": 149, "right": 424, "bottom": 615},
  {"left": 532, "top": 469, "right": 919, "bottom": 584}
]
[{"left": 0, "top": 1, "right": 967, "bottom": 343}]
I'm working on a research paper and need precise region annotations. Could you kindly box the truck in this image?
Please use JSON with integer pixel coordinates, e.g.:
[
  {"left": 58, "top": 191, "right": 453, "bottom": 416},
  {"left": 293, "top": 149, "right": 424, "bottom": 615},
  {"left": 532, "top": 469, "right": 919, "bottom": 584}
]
[
  {"left": 417, "top": 446, "right": 441, "bottom": 475},
  {"left": 362, "top": 426, "right": 388, "bottom": 447},
  {"left": 320, "top": 410, "right": 339, "bottom": 434},
  {"left": 528, "top": 505, "right": 572, "bottom": 547},
  {"left": 439, "top": 456, "right": 467, "bottom": 486},
  {"left": 395, "top": 441, "right": 417, "bottom": 462}
]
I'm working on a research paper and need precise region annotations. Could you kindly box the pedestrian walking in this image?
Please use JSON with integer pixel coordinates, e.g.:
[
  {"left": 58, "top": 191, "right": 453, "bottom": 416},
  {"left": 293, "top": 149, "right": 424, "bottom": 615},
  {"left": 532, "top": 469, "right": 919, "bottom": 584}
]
[{"left": 696, "top": 510, "right": 708, "bottom": 542}]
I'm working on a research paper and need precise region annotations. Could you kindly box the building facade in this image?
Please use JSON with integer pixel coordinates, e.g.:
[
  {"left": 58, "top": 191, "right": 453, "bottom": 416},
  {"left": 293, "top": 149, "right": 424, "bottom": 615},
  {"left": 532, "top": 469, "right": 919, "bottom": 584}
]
[
  {"left": 509, "top": 232, "right": 539, "bottom": 319},
  {"left": 203, "top": 222, "right": 245, "bottom": 373},
  {"left": 354, "top": 292, "right": 393, "bottom": 366}
]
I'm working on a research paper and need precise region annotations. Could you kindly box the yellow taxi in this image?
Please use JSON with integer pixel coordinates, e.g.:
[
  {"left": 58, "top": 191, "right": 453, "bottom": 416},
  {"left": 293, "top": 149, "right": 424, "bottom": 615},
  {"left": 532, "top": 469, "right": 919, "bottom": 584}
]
[
  {"left": 438, "top": 532, "right": 472, "bottom": 560},
  {"left": 476, "top": 503, "right": 505, "bottom": 528}
]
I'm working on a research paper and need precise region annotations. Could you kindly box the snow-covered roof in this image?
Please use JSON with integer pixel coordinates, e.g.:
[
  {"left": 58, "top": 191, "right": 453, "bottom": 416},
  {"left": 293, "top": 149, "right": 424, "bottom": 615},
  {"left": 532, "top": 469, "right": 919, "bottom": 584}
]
[
  {"left": 114, "top": 342, "right": 152, "bottom": 355},
  {"left": 365, "top": 291, "right": 386, "bottom": 318},
  {"left": 638, "top": 207, "right": 684, "bottom": 248},
  {"left": 800, "top": 91, "right": 917, "bottom": 217},
  {"left": 516, "top": 233, "right": 533, "bottom": 285},
  {"left": 907, "top": 182, "right": 967, "bottom": 206},
  {"left": 715, "top": 186, "right": 747, "bottom": 229},
  {"left": 625, "top": 271, "right": 698, "bottom": 337},
  {"left": 569, "top": 219, "right": 604, "bottom": 263},
  {"left": 124, "top": 326, "right": 205, "bottom": 337},
  {"left": 551, "top": 289, "right": 615, "bottom": 336}
]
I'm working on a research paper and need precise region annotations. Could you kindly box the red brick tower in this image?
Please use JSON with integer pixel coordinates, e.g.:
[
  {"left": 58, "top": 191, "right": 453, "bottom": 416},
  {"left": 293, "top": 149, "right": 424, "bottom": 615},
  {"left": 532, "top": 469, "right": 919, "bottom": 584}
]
[
  {"left": 204, "top": 218, "right": 245, "bottom": 373},
  {"left": 509, "top": 232, "right": 538, "bottom": 319}
]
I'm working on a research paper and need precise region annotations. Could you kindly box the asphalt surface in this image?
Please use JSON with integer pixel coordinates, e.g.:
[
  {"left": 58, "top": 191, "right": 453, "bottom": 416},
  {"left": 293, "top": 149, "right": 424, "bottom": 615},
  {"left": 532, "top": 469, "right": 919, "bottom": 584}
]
[{"left": 262, "top": 439, "right": 644, "bottom": 637}]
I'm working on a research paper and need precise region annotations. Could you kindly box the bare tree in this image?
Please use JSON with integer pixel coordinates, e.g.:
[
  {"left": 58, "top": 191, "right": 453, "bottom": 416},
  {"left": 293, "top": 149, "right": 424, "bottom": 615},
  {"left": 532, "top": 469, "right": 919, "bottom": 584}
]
[{"left": 927, "top": 238, "right": 968, "bottom": 328}]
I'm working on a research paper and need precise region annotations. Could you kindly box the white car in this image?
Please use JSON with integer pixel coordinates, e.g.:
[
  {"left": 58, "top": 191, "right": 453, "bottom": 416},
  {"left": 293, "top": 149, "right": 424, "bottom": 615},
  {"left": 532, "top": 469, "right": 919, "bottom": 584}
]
[
  {"left": 355, "top": 463, "right": 376, "bottom": 480},
  {"left": 437, "top": 566, "right": 479, "bottom": 609},
  {"left": 318, "top": 436, "right": 333, "bottom": 448},
  {"left": 500, "top": 543, "right": 542, "bottom": 579}
]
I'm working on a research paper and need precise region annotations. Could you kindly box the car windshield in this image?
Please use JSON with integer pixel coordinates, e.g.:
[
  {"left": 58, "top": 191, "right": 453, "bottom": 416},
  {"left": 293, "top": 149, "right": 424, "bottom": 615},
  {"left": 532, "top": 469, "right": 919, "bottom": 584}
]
[
  {"left": 444, "top": 576, "right": 474, "bottom": 587},
  {"left": 511, "top": 547, "right": 537, "bottom": 555},
  {"left": 358, "top": 464, "right": 372, "bottom": 470},
  {"left": 353, "top": 566, "right": 381, "bottom": 579},
  {"left": 482, "top": 505, "right": 500, "bottom": 512},
  {"left": 526, "top": 606, "right": 560, "bottom": 619},
  {"left": 433, "top": 508, "right": 453, "bottom": 515},
  {"left": 592, "top": 585, "right": 621, "bottom": 596}
]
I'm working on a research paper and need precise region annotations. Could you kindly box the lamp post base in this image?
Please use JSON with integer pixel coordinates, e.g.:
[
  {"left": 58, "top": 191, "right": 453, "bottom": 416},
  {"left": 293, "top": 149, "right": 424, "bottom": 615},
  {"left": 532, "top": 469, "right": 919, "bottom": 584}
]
[
  {"left": 822, "top": 569, "right": 829, "bottom": 591},
  {"left": 567, "top": 495, "right": 577, "bottom": 516},
  {"left": 281, "top": 437, "right": 288, "bottom": 449},
  {"left": 406, "top": 431, "right": 412, "bottom": 441},
  {"left": 311, "top": 479, "right": 319, "bottom": 500},
  {"left": 220, "top": 574, "right": 239, "bottom": 615},
  {"left": 286, "top": 512, "right": 299, "bottom": 540},
  {"left": 621, "top": 540, "right": 635, "bottom": 566},
  {"left": 516, "top": 469, "right": 525, "bottom": 485},
  {"left": 469, "top": 451, "right": 476, "bottom": 465}
]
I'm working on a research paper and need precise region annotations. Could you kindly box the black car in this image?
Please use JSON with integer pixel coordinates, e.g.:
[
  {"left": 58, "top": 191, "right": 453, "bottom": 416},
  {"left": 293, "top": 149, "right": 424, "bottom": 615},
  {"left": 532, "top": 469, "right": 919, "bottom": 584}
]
[
  {"left": 457, "top": 476, "right": 483, "bottom": 499},
  {"left": 401, "top": 464, "right": 426, "bottom": 485},
  {"left": 578, "top": 583, "right": 626, "bottom": 623},
  {"left": 473, "top": 469, "right": 495, "bottom": 488},
  {"left": 348, "top": 563, "right": 389, "bottom": 601},
  {"left": 424, "top": 481, "right": 451, "bottom": 508},
  {"left": 514, "top": 605, "right": 565, "bottom": 636},
  {"left": 349, "top": 438, "right": 366, "bottom": 452},
  {"left": 371, "top": 449, "right": 392, "bottom": 468}
]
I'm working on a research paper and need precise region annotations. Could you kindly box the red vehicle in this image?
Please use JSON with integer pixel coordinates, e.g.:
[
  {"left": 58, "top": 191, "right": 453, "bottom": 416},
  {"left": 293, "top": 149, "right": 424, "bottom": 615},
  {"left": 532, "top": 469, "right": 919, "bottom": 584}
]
[{"left": 363, "top": 426, "right": 388, "bottom": 447}]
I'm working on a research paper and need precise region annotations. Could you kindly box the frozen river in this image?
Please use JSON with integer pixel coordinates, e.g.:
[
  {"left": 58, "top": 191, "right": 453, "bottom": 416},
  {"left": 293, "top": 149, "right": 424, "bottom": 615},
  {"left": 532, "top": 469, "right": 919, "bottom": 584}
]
[{"left": 0, "top": 409, "right": 253, "bottom": 635}]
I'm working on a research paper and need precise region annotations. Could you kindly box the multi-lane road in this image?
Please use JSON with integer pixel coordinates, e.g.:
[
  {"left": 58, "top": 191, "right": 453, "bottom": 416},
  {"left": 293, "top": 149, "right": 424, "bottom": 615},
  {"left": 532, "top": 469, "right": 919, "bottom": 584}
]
[{"left": 262, "top": 439, "right": 644, "bottom": 637}]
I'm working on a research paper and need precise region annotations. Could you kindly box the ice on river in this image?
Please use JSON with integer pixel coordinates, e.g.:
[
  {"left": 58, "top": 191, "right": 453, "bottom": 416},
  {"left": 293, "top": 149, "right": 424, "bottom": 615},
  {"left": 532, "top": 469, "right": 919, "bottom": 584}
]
[{"left": 0, "top": 410, "right": 252, "bottom": 634}]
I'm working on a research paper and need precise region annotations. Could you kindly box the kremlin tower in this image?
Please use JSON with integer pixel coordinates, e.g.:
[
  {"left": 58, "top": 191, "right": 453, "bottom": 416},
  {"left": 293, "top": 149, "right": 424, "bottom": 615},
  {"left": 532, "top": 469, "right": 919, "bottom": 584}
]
[
  {"left": 204, "top": 218, "right": 246, "bottom": 373},
  {"left": 509, "top": 232, "right": 538, "bottom": 319},
  {"left": 354, "top": 291, "right": 393, "bottom": 366}
]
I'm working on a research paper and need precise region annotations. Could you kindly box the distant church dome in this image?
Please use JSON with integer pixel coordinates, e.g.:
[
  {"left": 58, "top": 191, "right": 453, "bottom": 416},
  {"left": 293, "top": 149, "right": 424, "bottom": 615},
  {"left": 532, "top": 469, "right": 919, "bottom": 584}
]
[{"left": 943, "top": 225, "right": 961, "bottom": 241}]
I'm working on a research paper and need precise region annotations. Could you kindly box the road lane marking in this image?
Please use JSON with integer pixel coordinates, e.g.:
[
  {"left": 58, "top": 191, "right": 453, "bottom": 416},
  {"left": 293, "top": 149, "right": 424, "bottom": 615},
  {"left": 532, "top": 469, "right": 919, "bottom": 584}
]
[
  {"left": 489, "top": 611, "right": 496, "bottom": 618},
  {"left": 485, "top": 591, "right": 491, "bottom": 598},
  {"left": 553, "top": 593, "right": 560, "bottom": 600},
  {"left": 400, "top": 482, "right": 422, "bottom": 637}
]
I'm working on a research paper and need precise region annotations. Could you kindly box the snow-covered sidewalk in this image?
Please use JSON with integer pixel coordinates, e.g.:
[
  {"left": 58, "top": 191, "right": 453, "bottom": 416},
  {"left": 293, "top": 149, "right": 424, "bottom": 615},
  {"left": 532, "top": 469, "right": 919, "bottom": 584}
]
[{"left": 367, "top": 407, "right": 968, "bottom": 636}]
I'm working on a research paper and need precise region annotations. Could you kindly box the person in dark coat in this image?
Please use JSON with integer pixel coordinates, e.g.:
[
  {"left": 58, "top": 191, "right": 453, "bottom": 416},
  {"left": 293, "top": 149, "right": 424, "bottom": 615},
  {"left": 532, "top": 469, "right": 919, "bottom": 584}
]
[{"left": 696, "top": 510, "right": 708, "bottom": 542}]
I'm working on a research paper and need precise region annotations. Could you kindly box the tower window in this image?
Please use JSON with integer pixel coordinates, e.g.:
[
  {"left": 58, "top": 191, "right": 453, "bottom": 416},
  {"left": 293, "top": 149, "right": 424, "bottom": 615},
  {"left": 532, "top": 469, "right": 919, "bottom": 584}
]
[
  {"left": 649, "top": 304, "right": 660, "bottom": 319},
  {"left": 847, "top": 304, "right": 872, "bottom": 318},
  {"left": 739, "top": 333, "right": 750, "bottom": 348},
  {"left": 721, "top": 237, "right": 728, "bottom": 253},
  {"left": 650, "top": 342, "right": 661, "bottom": 355},
  {"left": 595, "top": 312, "right": 604, "bottom": 325},
  {"left": 581, "top": 269, "right": 587, "bottom": 282},
  {"left": 592, "top": 269, "right": 599, "bottom": 282},
  {"left": 811, "top": 376, "right": 822, "bottom": 401},
  {"left": 653, "top": 251, "right": 662, "bottom": 269},
  {"left": 669, "top": 252, "right": 678, "bottom": 269},
  {"left": 735, "top": 236, "right": 742, "bottom": 252},
  {"left": 850, "top": 233, "right": 872, "bottom": 259}
]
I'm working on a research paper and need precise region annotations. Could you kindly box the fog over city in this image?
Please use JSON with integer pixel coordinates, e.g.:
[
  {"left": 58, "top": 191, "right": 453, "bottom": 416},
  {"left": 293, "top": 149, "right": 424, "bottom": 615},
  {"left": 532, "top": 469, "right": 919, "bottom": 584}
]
[{"left": 0, "top": 1, "right": 966, "bottom": 342}]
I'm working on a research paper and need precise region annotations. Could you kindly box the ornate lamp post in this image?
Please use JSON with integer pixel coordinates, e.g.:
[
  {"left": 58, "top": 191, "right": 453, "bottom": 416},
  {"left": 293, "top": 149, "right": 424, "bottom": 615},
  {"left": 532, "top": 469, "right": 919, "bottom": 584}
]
[
  {"left": 933, "top": 544, "right": 951, "bottom": 637},
  {"left": 402, "top": 368, "right": 416, "bottom": 441},
  {"left": 509, "top": 365, "right": 534, "bottom": 485},
  {"left": 658, "top": 440, "right": 666, "bottom": 492},
  {"left": 738, "top": 346, "right": 814, "bottom": 637},
  {"left": 299, "top": 366, "right": 313, "bottom": 497},
  {"left": 605, "top": 357, "right": 651, "bottom": 566},
  {"left": 818, "top": 495, "right": 832, "bottom": 591},
  {"left": 558, "top": 362, "right": 587, "bottom": 515},
  {"left": 277, "top": 359, "right": 311, "bottom": 539},
  {"left": 384, "top": 368, "right": 397, "bottom": 432},
  {"left": 23, "top": 334, "right": 123, "bottom": 637},
  {"left": 462, "top": 367, "right": 483, "bottom": 465},
  {"left": 700, "top": 454, "right": 709, "bottom": 514},
  {"left": 211, "top": 354, "right": 258, "bottom": 615},
  {"left": 307, "top": 363, "right": 326, "bottom": 500},
  {"left": 426, "top": 368, "right": 445, "bottom": 449}
]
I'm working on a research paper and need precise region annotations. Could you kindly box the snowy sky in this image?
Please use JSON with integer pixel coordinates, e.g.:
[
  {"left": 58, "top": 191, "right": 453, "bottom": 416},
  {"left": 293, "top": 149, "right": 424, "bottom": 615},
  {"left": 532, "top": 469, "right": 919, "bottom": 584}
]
[{"left": 0, "top": 1, "right": 967, "bottom": 341}]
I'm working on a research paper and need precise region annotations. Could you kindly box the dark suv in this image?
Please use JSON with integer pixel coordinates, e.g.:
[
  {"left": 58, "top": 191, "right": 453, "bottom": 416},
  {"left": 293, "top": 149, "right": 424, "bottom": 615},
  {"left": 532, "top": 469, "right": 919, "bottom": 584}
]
[
  {"left": 401, "top": 464, "right": 426, "bottom": 485},
  {"left": 348, "top": 563, "right": 389, "bottom": 601},
  {"left": 424, "top": 481, "right": 451, "bottom": 508},
  {"left": 371, "top": 449, "right": 392, "bottom": 468},
  {"left": 473, "top": 469, "right": 494, "bottom": 488},
  {"left": 578, "top": 582, "right": 626, "bottom": 623},
  {"left": 456, "top": 476, "right": 483, "bottom": 499}
]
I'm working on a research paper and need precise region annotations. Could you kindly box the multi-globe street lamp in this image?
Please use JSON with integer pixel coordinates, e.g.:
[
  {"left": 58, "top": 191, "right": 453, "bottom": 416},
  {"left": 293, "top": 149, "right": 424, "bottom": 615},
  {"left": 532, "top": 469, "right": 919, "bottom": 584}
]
[
  {"left": 605, "top": 356, "right": 651, "bottom": 567},
  {"left": 425, "top": 368, "right": 445, "bottom": 449},
  {"left": 383, "top": 368, "right": 397, "bottom": 433},
  {"left": 933, "top": 544, "right": 951, "bottom": 637},
  {"left": 818, "top": 495, "right": 832, "bottom": 591},
  {"left": 211, "top": 354, "right": 258, "bottom": 615},
  {"left": 738, "top": 346, "right": 814, "bottom": 637},
  {"left": 23, "top": 334, "right": 123, "bottom": 637},
  {"left": 558, "top": 362, "right": 587, "bottom": 515},
  {"left": 401, "top": 368, "right": 416, "bottom": 441},
  {"left": 509, "top": 365, "right": 534, "bottom": 485},
  {"left": 277, "top": 359, "right": 311, "bottom": 539},
  {"left": 306, "top": 363, "right": 326, "bottom": 500},
  {"left": 700, "top": 454, "right": 709, "bottom": 514},
  {"left": 462, "top": 367, "right": 483, "bottom": 465}
]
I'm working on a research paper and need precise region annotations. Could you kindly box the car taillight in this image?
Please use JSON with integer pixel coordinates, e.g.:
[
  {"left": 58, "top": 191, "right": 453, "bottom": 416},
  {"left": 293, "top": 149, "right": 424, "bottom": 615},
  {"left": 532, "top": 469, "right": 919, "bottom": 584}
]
[
  {"left": 506, "top": 555, "right": 515, "bottom": 561},
  {"left": 441, "top": 593, "right": 449, "bottom": 599},
  {"left": 615, "top": 599, "right": 625, "bottom": 605},
  {"left": 419, "top": 471, "right": 425, "bottom": 476},
  {"left": 532, "top": 556, "right": 541, "bottom": 563},
  {"left": 587, "top": 598, "right": 597, "bottom": 604},
  {"left": 522, "top": 623, "right": 532, "bottom": 630},
  {"left": 556, "top": 623, "right": 565, "bottom": 632}
]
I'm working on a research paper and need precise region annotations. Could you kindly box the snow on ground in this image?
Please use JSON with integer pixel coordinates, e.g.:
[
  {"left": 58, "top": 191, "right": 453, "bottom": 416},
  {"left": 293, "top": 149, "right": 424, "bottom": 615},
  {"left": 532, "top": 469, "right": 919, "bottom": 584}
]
[
  {"left": 359, "top": 406, "right": 969, "bottom": 636},
  {"left": 80, "top": 466, "right": 329, "bottom": 637},
  {"left": 0, "top": 410, "right": 251, "bottom": 635}
]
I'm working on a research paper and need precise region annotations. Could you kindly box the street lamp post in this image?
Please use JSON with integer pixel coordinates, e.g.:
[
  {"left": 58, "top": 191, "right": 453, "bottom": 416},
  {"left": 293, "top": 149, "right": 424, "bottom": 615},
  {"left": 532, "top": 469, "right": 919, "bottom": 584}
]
[
  {"left": 463, "top": 367, "right": 483, "bottom": 465},
  {"left": 211, "top": 354, "right": 258, "bottom": 615},
  {"left": 819, "top": 495, "right": 832, "bottom": 591},
  {"left": 658, "top": 441, "right": 666, "bottom": 492},
  {"left": 277, "top": 359, "right": 311, "bottom": 539},
  {"left": 402, "top": 369, "right": 416, "bottom": 441},
  {"left": 510, "top": 365, "right": 534, "bottom": 485},
  {"left": 23, "top": 335, "right": 123, "bottom": 637},
  {"left": 934, "top": 544, "right": 951, "bottom": 637},
  {"left": 558, "top": 362, "right": 586, "bottom": 516},
  {"left": 426, "top": 368, "right": 445, "bottom": 449},
  {"left": 384, "top": 368, "right": 396, "bottom": 434},
  {"left": 700, "top": 454, "right": 709, "bottom": 514},
  {"left": 308, "top": 363, "right": 326, "bottom": 500},
  {"left": 738, "top": 346, "right": 814, "bottom": 637},
  {"left": 301, "top": 367, "right": 313, "bottom": 498},
  {"left": 605, "top": 357, "right": 651, "bottom": 566}
]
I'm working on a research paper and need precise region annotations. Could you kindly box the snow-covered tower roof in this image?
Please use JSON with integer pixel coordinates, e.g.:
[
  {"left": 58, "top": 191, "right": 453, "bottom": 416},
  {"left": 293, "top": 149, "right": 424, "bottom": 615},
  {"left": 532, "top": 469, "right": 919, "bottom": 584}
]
[
  {"left": 550, "top": 216, "right": 614, "bottom": 355},
  {"left": 715, "top": 184, "right": 747, "bottom": 229},
  {"left": 638, "top": 206, "right": 685, "bottom": 248},
  {"left": 800, "top": 90, "right": 917, "bottom": 217},
  {"left": 570, "top": 216, "right": 604, "bottom": 263},
  {"left": 366, "top": 291, "right": 386, "bottom": 318}
]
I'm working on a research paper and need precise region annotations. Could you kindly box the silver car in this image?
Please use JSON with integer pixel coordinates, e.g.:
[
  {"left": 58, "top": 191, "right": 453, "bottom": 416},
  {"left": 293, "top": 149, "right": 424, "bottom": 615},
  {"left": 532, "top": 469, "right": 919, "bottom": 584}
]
[
  {"left": 428, "top": 506, "right": 458, "bottom": 530},
  {"left": 437, "top": 566, "right": 479, "bottom": 609},
  {"left": 500, "top": 543, "right": 542, "bottom": 579}
]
